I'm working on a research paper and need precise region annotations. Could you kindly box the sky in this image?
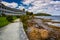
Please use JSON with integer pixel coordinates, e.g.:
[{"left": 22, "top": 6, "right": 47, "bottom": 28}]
[{"left": 1, "top": 0, "right": 60, "bottom": 15}]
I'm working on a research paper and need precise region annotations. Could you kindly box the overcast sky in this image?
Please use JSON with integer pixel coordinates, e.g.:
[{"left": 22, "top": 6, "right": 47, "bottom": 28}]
[{"left": 1, "top": 0, "right": 60, "bottom": 15}]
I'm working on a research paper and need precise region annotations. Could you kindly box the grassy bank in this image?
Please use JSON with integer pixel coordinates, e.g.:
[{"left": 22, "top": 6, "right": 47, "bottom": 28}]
[
  {"left": 0, "top": 16, "right": 17, "bottom": 28},
  {"left": 0, "top": 17, "right": 9, "bottom": 28}
]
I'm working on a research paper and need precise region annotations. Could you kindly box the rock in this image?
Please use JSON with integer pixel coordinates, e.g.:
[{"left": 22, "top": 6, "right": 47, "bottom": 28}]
[
  {"left": 27, "top": 27, "right": 49, "bottom": 40},
  {"left": 39, "top": 29, "right": 49, "bottom": 39}
]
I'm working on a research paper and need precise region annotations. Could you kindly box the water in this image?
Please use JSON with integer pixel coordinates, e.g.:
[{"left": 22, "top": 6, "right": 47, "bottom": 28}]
[
  {"left": 35, "top": 16, "right": 60, "bottom": 22},
  {"left": 35, "top": 16, "right": 60, "bottom": 27},
  {"left": 47, "top": 22, "right": 60, "bottom": 27}
]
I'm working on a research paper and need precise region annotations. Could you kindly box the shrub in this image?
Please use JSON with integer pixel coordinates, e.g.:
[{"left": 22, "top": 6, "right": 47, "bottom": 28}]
[
  {"left": 6, "top": 16, "right": 13, "bottom": 22},
  {"left": 6, "top": 16, "right": 17, "bottom": 22},
  {"left": 13, "top": 16, "right": 17, "bottom": 20},
  {"left": 20, "top": 15, "right": 31, "bottom": 31}
]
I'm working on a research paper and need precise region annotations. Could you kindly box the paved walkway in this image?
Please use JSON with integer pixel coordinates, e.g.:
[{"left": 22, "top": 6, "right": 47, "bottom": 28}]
[{"left": 0, "top": 19, "right": 28, "bottom": 40}]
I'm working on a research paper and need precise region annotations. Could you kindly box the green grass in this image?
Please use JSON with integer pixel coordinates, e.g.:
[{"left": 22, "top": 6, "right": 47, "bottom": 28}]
[
  {"left": 0, "top": 16, "right": 18, "bottom": 28},
  {"left": 13, "top": 16, "right": 17, "bottom": 20},
  {"left": 0, "top": 17, "right": 9, "bottom": 28}
]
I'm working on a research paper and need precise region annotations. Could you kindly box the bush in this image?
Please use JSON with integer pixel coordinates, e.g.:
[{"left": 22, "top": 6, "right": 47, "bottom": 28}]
[
  {"left": 16, "top": 16, "right": 20, "bottom": 18},
  {"left": 6, "top": 16, "right": 17, "bottom": 22},
  {"left": 20, "top": 15, "right": 29, "bottom": 22},
  {"left": 20, "top": 15, "right": 30, "bottom": 31},
  {"left": 0, "top": 17, "right": 9, "bottom": 28},
  {"left": 13, "top": 16, "right": 17, "bottom": 20},
  {"left": 6, "top": 16, "right": 13, "bottom": 22}
]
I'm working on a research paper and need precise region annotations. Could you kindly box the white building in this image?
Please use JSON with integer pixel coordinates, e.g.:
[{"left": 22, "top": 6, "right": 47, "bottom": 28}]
[{"left": 0, "top": 2, "right": 26, "bottom": 16}]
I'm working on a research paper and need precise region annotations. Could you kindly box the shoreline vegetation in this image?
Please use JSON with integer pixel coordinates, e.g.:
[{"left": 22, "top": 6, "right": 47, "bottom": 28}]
[
  {"left": 34, "top": 13, "right": 51, "bottom": 16},
  {"left": 0, "top": 15, "right": 18, "bottom": 28},
  {"left": 20, "top": 12, "right": 60, "bottom": 40}
]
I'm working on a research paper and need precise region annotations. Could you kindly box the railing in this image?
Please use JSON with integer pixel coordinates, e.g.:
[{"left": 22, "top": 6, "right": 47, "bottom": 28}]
[
  {"left": 0, "top": 8, "right": 26, "bottom": 16},
  {"left": 0, "top": 12, "right": 25, "bottom": 16},
  {"left": 0, "top": 8, "right": 25, "bottom": 13}
]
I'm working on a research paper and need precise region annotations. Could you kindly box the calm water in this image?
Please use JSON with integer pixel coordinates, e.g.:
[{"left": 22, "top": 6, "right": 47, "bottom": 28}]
[
  {"left": 35, "top": 16, "right": 60, "bottom": 27},
  {"left": 35, "top": 16, "right": 60, "bottom": 22}
]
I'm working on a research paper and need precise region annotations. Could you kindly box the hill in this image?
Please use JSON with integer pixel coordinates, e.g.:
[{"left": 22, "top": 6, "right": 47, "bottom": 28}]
[{"left": 34, "top": 13, "right": 51, "bottom": 16}]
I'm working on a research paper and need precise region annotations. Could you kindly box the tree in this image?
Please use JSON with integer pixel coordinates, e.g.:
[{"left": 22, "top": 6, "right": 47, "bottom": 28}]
[
  {"left": 26, "top": 11, "right": 33, "bottom": 15},
  {"left": 23, "top": 9, "right": 25, "bottom": 12},
  {"left": 30, "top": 12, "right": 33, "bottom": 15},
  {"left": 34, "top": 13, "right": 51, "bottom": 16}
]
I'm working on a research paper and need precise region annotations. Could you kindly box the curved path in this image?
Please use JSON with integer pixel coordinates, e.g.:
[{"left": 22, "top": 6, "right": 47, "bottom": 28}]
[{"left": 0, "top": 19, "right": 28, "bottom": 40}]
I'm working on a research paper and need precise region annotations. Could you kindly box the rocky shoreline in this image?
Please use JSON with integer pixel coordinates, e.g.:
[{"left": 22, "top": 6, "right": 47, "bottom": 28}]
[{"left": 25, "top": 18, "right": 60, "bottom": 40}]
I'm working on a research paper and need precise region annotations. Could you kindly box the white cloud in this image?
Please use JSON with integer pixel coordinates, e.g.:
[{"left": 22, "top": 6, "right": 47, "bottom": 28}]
[
  {"left": 23, "top": 0, "right": 35, "bottom": 5},
  {"left": 1, "top": 1, "right": 18, "bottom": 8},
  {"left": 22, "top": 0, "right": 60, "bottom": 15},
  {"left": 17, "top": 6, "right": 25, "bottom": 10},
  {"left": 23, "top": 0, "right": 52, "bottom": 5},
  {"left": 50, "top": 1, "right": 60, "bottom": 4}
]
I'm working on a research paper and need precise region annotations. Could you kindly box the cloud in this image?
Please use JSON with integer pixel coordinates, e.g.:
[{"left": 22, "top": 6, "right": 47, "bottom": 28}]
[
  {"left": 1, "top": 1, "right": 18, "bottom": 8},
  {"left": 23, "top": 0, "right": 35, "bottom": 5},
  {"left": 17, "top": 6, "right": 25, "bottom": 10},
  {"left": 50, "top": 1, "right": 60, "bottom": 4},
  {"left": 22, "top": 0, "right": 60, "bottom": 15}
]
